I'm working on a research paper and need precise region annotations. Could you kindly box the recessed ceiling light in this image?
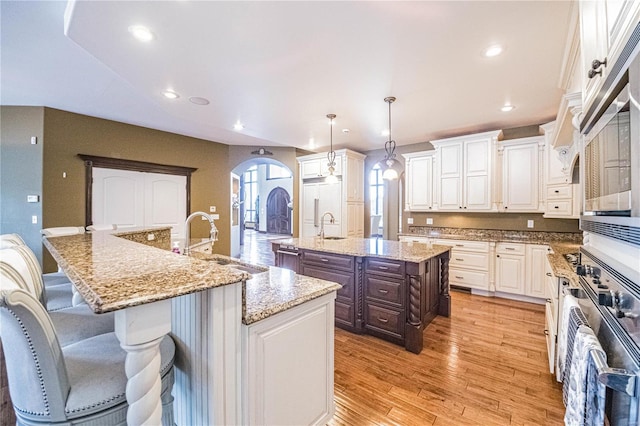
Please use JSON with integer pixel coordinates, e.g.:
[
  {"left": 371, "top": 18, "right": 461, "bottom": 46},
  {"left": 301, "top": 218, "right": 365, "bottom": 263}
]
[
  {"left": 128, "top": 25, "right": 154, "bottom": 42},
  {"left": 484, "top": 44, "right": 503, "bottom": 57},
  {"left": 162, "top": 90, "right": 179, "bottom": 100},
  {"left": 189, "top": 96, "right": 210, "bottom": 106},
  {"left": 234, "top": 122, "right": 244, "bottom": 131},
  {"left": 342, "top": 129, "right": 350, "bottom": 134},
  {"left": 501, "top": 104, "right": 515, "bottom": 112}
]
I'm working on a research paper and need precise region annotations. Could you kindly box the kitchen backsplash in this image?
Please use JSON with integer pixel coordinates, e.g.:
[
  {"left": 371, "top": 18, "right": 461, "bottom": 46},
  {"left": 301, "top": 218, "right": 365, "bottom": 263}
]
[{"left": 406, "top": 225, "right": 583, "bottom": 244}]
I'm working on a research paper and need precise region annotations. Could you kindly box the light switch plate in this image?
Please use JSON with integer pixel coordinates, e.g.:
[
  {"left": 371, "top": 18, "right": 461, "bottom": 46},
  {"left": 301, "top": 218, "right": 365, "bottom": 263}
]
[
  {"left": 212, "top": 214, "right": 220, "bottom": 220},
  {"left": 27, "top": 195, "right": 39, "bottom": 203},
  {"left": 407, "top": 218, "right": 414, "bottom": 224},
  {"left": 31, "top": 215, "right": 38, "bottom": 224},
  {"left": 210, "top": 206, "right": 216, "bottom": 213},
  {"left": 527, "top": 220, "right": 534, "bottom": 228}
]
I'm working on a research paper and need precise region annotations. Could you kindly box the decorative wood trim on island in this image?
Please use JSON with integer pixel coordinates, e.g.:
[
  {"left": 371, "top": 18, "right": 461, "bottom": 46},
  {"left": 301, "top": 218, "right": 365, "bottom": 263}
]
[{"left": 272, "top": 237, "right": 451, "bottom": 354}]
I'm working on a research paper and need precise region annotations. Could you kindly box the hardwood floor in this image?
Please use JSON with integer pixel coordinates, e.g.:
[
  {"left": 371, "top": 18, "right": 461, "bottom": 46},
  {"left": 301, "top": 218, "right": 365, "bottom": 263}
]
[
  {"left": 238, "top": 230, "right": 565, "bottom": 425},
  {"left": 329, "top": 291, "right": 564, "bottom": 426}
]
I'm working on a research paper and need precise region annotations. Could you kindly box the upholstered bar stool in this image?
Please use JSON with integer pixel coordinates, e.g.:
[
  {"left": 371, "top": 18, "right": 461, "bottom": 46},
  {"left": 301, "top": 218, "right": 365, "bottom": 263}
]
[
  {"left": 0, "top": 233, "right": 70, "bottom": 288},
  {"left": 0, "top": 287, "right": 175, "bottom": 426},
  {"left": 0, "top": 242, "right": 73, "bottom": 311},
  {"left": 0, "top": 255, "right": 114, "bottom": 347}
]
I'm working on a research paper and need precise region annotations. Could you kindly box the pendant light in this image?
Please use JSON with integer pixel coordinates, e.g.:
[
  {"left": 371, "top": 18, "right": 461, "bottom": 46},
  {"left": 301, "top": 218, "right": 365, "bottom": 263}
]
[
  {"left": 325, "top": 113, "right": 339, "bottom": 184},
  {"left": 379, "top": 96, "right": 403, "bottom": 180}
]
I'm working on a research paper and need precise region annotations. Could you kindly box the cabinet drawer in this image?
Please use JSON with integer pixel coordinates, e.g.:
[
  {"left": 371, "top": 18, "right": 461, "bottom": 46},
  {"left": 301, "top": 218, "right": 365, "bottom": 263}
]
[
  {"left": 496, "top": 242, "right": 525, "bottom": 255},
  {"left": 449, "top": 251, "right": 489, "bottom": 271},
  {"left": 545, "top": 201, "right": 572, "bottom": 216},
  {"left": 302, "top": 250, "right": 354, "bottom": 271},
  {"left": 335, "top": 300, "right": 354, "bottom": 327},
  {"left": 449, "top": 268, "right": 489, "bottom": 290},
  {"left": 547, "top": 185, "right": 572, "bottom": 199},
  {"left": 365, "top": 258, "right": 405, "bottom": 279},
  {"left": 435, "top": 239, "right": 489, "bottom": 252},
  {"left": 301, "top": 265, "right": 354, "bottom": 301},
  {"left": 365, "top": 275, "right": 404, "bottom": 307},
  {"left": 365, "top": 303, "right": 404, "bottom": 339}
]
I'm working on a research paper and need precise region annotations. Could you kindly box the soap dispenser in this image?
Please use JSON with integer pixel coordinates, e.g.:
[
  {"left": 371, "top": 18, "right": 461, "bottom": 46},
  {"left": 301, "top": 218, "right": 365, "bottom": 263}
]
[{"left": 172, "top": 242, "right": 181, "bottom": 254}]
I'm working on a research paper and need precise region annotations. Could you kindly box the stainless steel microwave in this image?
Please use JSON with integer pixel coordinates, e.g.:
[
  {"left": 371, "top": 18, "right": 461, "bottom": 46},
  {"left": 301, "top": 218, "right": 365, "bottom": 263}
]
[{"left": 584, "top": 82, "right": 632, "bottom": 215}]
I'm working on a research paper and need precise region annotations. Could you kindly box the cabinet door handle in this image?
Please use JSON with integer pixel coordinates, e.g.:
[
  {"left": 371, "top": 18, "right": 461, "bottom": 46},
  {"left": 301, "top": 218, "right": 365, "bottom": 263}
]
[
  {"left": 505, "top": 247, "right": 516, "bottom": 251},
  {"left": 546, "top": 272, "right": 552, "bottom": 277},
  {"left": 377, "top": 317, "right": 389, "bottom": 323},
  {"left": 455, "top": 244, "right": 464, "bottom": 247},
  {"left": 378, "top": 266, "right": 389, "bottom": 270},
  {"left": 455, "top": 276, "right": 464, "bottom": 279},
  {"left": 554, "top": 206, "right": 560, "bottom": 209},
  {"left": 378, "top": 289, "right": 389, "bottom": 294},
  {"left": 544, "top": 329, "right": 549, "bottom": 336},
  {"left": 546, "top": 298, "right": 552, "bottom": 303},
  {"left": 455, "top": 258, "right": 464, "bottom": 261},
  {"left": 497, "top": 254, "right": 500, "bottom": 258},
  {"left": 505, "top": 206, "right": 508, "bottom": 209},
  {"left": 320, "top": 258, "right": 329, "bottom": 262},
  {"left": 554, "top": 190, "right": 560, "bottom": 193}
]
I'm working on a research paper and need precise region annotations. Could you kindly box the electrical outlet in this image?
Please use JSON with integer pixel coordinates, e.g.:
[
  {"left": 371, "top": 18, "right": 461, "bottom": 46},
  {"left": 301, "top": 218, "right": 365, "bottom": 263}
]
[
  {"left": 147, "top": 233, "right": 155, "bottom": 241},
  {"left": 212, "top": 214, "right": 220, "bottom": 220},
  {"left": 426, "top": 218, "right": 433, "bottom": 225},
  {"left": 210, "top": 206, "right": 216, "bottom": 213},
  {"left": 407, "top": 217, "right": 414, "bottom": 225},
  {"left": 30, "top": 136, "right": 37, "bottom": 145},
  {"left": 527, "top": 220, "right": 534, "bottom": 228},
  {"left": 27, "top": 195, "right": 39, "bottom": 203},
  {"left": 31, "top": 215, "right": 38, "bottom": 224}
]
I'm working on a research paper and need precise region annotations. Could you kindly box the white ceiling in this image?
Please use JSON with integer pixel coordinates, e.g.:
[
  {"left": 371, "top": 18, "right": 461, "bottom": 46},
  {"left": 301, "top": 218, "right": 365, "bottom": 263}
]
[{"left": 1, "top": 1, "right": 574, "bottom": 153}]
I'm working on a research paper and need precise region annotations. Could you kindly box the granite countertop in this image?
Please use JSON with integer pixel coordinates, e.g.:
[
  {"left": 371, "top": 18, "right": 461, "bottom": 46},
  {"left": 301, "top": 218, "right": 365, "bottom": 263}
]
[
  {"left": 271, "top": 237, "right": 451, "bottom": 263},
  {"left": 44, "top": 229, "right": 343, "bottom": 323},
  {"left": 242, "top": 267, "right": 341, "bottom": 325},
  {"left": 547, "top": 242, "right": 581, "bottom": 287},
  {"left": 402, "top": 226, "right": 583, "bottom": 245},
  {"left": 44, "top": 230, "right": 249, "bottom": 313}
]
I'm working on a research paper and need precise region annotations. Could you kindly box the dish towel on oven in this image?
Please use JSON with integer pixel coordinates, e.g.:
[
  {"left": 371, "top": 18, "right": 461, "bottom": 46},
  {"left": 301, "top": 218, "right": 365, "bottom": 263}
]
[
  {"left": 563, "top": 305, "right": 589, "bottom": 404},
  {"left": 558, "top": 295, "right": 581, "bottom": 382},
  {"left": 564, "top": 325, "right": 607, "bottom": 426}
]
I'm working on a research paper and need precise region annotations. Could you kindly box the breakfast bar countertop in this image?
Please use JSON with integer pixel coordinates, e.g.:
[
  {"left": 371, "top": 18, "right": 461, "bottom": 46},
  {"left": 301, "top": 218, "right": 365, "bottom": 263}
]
[
  {"left": 271, "top": 236, "right": 451, "bottom": 263},
  {"left": 43, "top": 230, "right": 249, "bottom": 314}
]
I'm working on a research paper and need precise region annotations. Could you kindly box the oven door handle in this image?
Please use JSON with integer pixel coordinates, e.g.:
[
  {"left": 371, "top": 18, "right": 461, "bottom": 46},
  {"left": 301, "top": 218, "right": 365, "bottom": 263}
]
[{"left": 591, "top": 349, "right": 638, "bottom": 397}]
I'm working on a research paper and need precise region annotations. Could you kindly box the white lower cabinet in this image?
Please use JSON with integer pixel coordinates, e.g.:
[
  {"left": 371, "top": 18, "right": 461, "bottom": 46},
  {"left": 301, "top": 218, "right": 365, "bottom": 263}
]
[
  {"left": 495, "top": 243, "right": 526, "bottom": 294},
  {"left": 526, "top": 244, "right": 550, "bottom": 298},
  {"left": 242, "top": 293, "right": 336, "bottom": 425},
  {"left": 436, "top": 239, "right": 491, "bottom": 291}
]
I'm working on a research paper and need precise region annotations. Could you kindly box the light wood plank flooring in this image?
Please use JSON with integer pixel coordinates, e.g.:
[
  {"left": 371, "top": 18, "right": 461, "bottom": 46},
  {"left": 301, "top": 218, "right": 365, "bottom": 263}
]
[{"left": 328, "top": 291, "right": 564, "bottom": 425}]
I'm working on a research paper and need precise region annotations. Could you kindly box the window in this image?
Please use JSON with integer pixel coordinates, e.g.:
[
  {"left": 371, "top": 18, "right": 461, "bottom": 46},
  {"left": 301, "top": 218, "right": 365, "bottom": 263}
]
[
  {"left": 267, "top": 164, "right": 291, "bottom": 180},
  {"left": 369, "top": 164, "right": 384, "bottom": 236},
  {"left": 244, "top": 165, "right": 258, "bottom": 223}
]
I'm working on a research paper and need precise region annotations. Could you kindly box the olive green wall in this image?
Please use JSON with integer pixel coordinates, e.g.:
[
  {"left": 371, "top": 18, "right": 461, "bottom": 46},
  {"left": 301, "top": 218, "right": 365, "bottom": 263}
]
[
  {"left": 41, "top": 108, "right": 230, "bottom": 271},
  {"left": 228, "top": 145, "right": 300, "bottom": 236},
  {"left": 0, "top": 106, "right": 45, "bottom": 262}
]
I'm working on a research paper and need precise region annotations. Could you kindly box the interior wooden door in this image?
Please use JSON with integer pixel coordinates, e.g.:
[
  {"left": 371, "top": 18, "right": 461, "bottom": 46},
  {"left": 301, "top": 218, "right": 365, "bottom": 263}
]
[{"left": 266, "top": 187, "right": 291, "bottom": 234}]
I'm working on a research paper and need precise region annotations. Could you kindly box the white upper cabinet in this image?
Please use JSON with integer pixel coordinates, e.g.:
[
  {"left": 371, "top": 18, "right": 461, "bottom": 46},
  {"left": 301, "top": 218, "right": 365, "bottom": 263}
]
[
  {"left": 498, "top": 136, "right": 545, "bottom": 213},
  {"left": 432, "top": 131, "right": 499, "bottom": 212},
  {"left": 579, "top": 0, "right": 640, "bottom": 112},
  {"left": 402, "top": 151, "right": 434, "bottom": 211},
  {"left": 298, "top": 149, "right": 365, "bottom": 238}
]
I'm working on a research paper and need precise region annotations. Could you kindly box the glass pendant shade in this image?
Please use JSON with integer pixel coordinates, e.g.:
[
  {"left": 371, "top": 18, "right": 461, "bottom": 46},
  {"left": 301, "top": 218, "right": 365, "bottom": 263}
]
[{"left": 377, "top": 96, "right": 403, "bottom": 180}]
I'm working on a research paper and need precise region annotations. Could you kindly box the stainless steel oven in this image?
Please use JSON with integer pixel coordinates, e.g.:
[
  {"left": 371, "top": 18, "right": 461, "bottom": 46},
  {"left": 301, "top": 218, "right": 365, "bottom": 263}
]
[
  {"left": 570, "top": 247, "right": 640, "bottom": 425},
  {"left": 581, "top": 23, "right": 640, "bottom": 246}
]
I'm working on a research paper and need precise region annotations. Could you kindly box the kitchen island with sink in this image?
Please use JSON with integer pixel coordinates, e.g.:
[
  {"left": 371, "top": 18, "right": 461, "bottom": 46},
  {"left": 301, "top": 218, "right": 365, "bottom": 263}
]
[
  {"left": 44, "top": 228, "right": 341, "bottom": 426},
  {"left": 271, "top": 237, "right": 451, "bottom": 353}
]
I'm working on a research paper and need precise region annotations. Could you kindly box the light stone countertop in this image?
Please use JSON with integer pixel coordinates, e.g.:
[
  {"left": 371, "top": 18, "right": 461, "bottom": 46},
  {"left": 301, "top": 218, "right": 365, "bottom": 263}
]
[
  {"left": 547, "top": 242, "right": 582, "bottom": 287},
  {"left": 271, "top": 237, "right": 451, "bottom": 263},
  {"left": 44, "top": 229, "right": 343, "bottom": 323}
]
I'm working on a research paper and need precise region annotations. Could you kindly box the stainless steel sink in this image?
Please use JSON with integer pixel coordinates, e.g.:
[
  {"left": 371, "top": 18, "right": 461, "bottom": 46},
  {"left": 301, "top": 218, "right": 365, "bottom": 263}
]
[{"left": 323, "top": 236, "right": 346, "bottom": 240}]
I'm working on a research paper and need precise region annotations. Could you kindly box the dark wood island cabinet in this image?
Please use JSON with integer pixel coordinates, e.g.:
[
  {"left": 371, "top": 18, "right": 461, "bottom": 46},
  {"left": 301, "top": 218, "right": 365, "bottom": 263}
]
[{"left": 272, "top": 237, "right": 451, "bottom": 353}]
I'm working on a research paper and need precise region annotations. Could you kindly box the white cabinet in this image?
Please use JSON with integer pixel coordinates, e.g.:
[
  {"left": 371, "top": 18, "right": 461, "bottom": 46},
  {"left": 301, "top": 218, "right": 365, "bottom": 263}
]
[
  {"left": 579, "top": 0, "right": 640, "bottom": 112},
  {"left": 298, "top": 149, "right": 365, "bottom": 238},
  {"left": 432, "top": 131, "right": 499, "bottom": 211},
  {"left": 435, "top": 239, "right": 492, "bottom": 292},
  {"left": 495, "top": 242, "right": 526, "bottom": 294},
  {"left": 243, "top": 292, "right": 336, "bottom": 425},
  {"left": 526, "top": 244, "right": 549, "bottom": 299},
  {"left": 402, "top": 151, "right": 434, "bottom": 211},
  {"left": 498, "top": 136, "right": 545, "bottom": 212}
]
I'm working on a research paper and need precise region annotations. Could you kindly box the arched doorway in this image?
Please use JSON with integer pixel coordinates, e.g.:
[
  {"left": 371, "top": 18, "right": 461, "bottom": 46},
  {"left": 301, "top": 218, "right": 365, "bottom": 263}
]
[{"left": 266, "top": 187, "right": 291, "bottom": 234}]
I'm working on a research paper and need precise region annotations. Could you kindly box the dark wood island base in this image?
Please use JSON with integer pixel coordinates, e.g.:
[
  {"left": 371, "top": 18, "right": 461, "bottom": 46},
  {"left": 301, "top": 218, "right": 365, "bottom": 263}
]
[{"left": 272, "top": 238, "right": 451, "bottom": 354}]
